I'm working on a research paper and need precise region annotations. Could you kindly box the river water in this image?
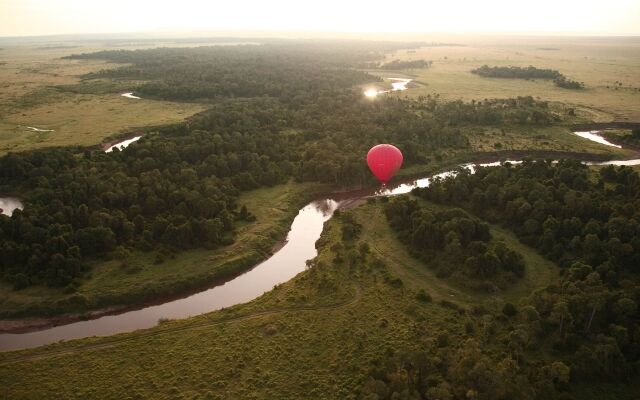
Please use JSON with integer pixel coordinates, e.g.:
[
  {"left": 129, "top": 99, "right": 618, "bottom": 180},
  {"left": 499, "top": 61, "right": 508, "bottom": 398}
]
[
  {"left": 573, "top": 131, "right": 621, "bottom": 148},
  {"left": 0, "top": 197, "right": 23, "bottom": 217},
  {"left": 104, "top": 136, "right": 142, "bottom": 153},
  {"left": 121, "top": 92, "right": 141, "bottom": 99},
  {"left": 1, "top": 130, "right": 638, "bottom": 351},
  {"left": 364, "top": 77, "right": 411, "bottom": 98}
]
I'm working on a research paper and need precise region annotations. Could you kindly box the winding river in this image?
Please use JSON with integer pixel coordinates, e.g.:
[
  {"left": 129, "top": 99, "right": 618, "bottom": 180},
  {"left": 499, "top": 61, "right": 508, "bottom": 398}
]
[{"left": 1, "top": 127, "right": 638, "bottom": 351}]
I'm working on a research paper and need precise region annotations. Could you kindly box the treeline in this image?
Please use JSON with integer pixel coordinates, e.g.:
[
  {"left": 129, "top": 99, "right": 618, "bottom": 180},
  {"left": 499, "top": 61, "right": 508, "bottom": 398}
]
[
  {"left": 362, "top": 338, "right": 573, "bottom": 399},
  {"left": 424, "top": 96, "right": 557, "bottom": 126},
  {"left": 554, "top": 76, "right": 584, "bottom": 90},
  {"left": 385, "top": 197, "right": 525, "bottom": 291},
  {"left": 471, "top": 65, "right": 584, "bottom": 89},
  {"left": 603, "top": 129, "right": 640, "bottom": 147},
  {"left": 380, "top": 59, "right": 432, "bottom": 69},
  {"left": 471, "top": 65, "right": 562, "bottom": 80}
]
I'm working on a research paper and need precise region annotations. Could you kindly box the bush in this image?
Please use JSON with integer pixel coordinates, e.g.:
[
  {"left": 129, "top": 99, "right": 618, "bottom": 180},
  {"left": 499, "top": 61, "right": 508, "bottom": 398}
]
[
  {"left": 502, "top": 302, "right": 518, "bottom": 317},
  {"left": 415, "top": 289, "right": 432, "bottom": 302}
]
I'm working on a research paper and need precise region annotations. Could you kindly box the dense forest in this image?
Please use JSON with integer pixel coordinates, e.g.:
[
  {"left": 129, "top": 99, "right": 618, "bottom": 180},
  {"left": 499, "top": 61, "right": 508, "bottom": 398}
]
[
  {"left": 367, "top": 161, "right": 640, "bottom": 394},
  {"left": 380, "top": 59, "right": 432, "bottom": 69},
  {"left": 471, "top": 65, "right": 584, "bottom": 89},
  {"left": 384, "top": 198, "right": 525, "bottom": 291},
  {"left": 361, "top": 161, "right": 640, "bottom": 399},
  {"left": 362, "top": 337, "right": 574, "bottom": 399},
  {"left": 416, "top": 161, "right": 640, "bottom": 272},
  {"left": 0, "top": 43, "right": 562, "bottom": 290},
  {"left": 65, "top": 41, "right": 423, "bottom": 102}
]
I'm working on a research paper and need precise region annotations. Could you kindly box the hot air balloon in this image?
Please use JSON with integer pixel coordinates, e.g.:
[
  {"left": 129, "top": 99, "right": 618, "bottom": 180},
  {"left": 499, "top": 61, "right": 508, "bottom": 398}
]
[{"left": 367, "top": 144, "right": 403, "bottom": 184}]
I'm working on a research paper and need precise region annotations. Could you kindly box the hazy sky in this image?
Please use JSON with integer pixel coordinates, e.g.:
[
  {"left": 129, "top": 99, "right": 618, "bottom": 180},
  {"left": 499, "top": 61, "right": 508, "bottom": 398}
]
[{"left": 1, "top": 0, "right": 639, "bottom": 37}]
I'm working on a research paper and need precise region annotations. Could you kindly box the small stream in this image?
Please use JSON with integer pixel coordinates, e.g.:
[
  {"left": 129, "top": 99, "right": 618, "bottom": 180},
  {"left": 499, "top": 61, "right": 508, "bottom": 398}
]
[{"left": 25, "top": 126, "right": 55, "bottom": 133}]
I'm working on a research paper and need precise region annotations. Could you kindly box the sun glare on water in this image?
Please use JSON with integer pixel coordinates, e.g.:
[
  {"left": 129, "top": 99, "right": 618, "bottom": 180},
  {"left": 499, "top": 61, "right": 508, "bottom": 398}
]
[{"left": 364, "top": 89, "right": 379, "bottom": 98}]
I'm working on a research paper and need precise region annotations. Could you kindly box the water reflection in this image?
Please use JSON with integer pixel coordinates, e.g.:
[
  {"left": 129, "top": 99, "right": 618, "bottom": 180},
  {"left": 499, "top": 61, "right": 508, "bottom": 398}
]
[
  {"left": 121, "top": 92, "right": 141, "bottom": 99},
  {"left": 378, "top": 160, "right": 523, "bottom": 196},
  {"left": 26, "top": 126, "right": 55, "bottom": 132},
  {"left": 573, "top": 131, "right": 621, "bottom": 148},
  {"left": 364, "top": 78, "right": 412, "bottom": 98},
  {"left": 0, "top": 197, "right": 23, "bottom": 217},
  {"left": 105, "top": 136, "right": 142, "bottom": 153},
  {"left": 587, "top": 159, "right": 640, "bottom": 166},
  {"left": 364, "top": 89, "right": 379, "bottom": 98},
  {"left": 312, "top": 199, "right": 340, "bottom": 216},
  {"left": 0, "top": 198, "right": 340, "bottom": 351},
  {"left": 389, "top": 78, "right": 411, "bottom": 91}
]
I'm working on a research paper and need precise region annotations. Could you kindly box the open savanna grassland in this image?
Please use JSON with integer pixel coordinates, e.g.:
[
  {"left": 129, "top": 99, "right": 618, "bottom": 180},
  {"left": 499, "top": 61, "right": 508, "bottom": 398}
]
[
  {"left": 376, "top": 36, "right": 640, "bottom": 121},
  {"left": 465, "top": 124, "right": 633, "bottom": 156},
  {"left": 0, "top": 198, "right": 583, "bottom": 400},
  {"left": 0, "top": 44, "right": 206, "bottom": 154},
  {"left": 0, "top": 181, "right": 326, "bottom": 319}
]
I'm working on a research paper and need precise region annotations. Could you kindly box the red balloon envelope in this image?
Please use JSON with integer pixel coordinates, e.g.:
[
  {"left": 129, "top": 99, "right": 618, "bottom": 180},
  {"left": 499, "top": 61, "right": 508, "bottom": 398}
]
[{"left": 367, "top": 144, "right": 403, "bottom": 184}]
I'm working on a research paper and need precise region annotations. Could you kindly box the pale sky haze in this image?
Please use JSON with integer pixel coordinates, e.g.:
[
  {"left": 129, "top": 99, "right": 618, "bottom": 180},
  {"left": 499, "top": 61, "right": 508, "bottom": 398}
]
[{"left": 1, "top": 0, "right": 639, "bottom": 37}]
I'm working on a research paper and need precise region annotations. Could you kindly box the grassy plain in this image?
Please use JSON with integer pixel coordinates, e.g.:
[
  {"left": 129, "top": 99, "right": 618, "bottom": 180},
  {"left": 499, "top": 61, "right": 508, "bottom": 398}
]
[
  {"left": 464, "top": 124, "right": 632, "bottom": 157},
  {"left": 5, "top": 200, "right": 638, "bottom": 399},
  {"left": 376, "top": 36, "right": 640, "bottom": 121},
  {"left": 0, "top": 181, "right": 326, "bottom": 318},
  {"left": 0, "top": 44, "right": 206, "bottom": 154}
]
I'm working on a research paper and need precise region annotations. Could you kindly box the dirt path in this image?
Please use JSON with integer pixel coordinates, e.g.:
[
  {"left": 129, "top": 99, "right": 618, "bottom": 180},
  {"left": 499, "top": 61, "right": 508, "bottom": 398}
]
[{"left": 371, "top": 242, "right": 474, "bottom": 303}]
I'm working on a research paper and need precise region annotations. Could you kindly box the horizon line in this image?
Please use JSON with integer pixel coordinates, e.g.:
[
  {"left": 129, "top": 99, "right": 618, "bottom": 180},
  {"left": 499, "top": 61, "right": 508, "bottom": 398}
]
[{"left": 1, "top": 29, "right": 639, "bottom": 40}]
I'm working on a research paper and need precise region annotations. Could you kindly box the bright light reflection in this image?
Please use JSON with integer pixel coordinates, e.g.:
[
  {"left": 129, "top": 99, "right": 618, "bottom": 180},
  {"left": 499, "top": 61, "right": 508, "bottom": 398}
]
[
  {"left": 573, "top": 131, "right": 622, "bottom": 148},
  {"left": 364, "top": 89, "right": 379, "bottom": 98},
  {"left": 363, "top": 78, "right": 411, "bottom": 98}
]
